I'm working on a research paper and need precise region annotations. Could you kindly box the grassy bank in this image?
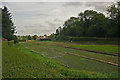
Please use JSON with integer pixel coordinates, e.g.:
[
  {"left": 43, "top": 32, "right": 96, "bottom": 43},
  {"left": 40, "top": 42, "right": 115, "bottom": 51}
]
[{"left": 2, "top": 42, "right": 63, "bottom": 78}]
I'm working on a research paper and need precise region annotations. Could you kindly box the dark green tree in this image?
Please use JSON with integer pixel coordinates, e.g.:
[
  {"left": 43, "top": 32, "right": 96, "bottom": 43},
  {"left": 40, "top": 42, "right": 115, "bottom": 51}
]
[
  {"left": 33, "top": 35, "right": 38, "bottom": 40},
  {"left": 54, "top": 1, "right": 119, "bottom": 41},
  {"left": 56, "top": 29, "right": 59, "bottom": 35},
  {"left": 44, "top": 34, "right": 47, "bottom": 36},
  {"left": 106, "top": 1, "right": 120, "bottom": 37},
  {"left": 2, "top": 6, "right": 17, "bottom": 41},
  {"left": 28, "top": 35, "right": 31, "bottom": 40},
  {"left": 0, "top": 9, "right": 2, "bottom": 38}
]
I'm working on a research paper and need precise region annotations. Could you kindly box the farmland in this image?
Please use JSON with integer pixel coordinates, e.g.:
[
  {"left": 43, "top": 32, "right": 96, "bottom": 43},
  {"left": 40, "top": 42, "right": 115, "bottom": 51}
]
[
  {"left": 72, "top": 45, "right": 119, "bottom": 54},
  {"left": 20, "top": 41, "right": 118, "bottom": 77},
  {"left": 2, "top": 41, "right": 118, "bottom": 78},
  {"left": 23, "top": 41, "right": 119, "bottom": 64}
]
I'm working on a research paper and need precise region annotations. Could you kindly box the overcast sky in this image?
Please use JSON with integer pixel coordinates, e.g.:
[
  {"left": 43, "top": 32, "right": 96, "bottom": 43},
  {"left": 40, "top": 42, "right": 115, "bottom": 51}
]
[{"left": 2, "top": 2, "right": 115, "bottom": 36}]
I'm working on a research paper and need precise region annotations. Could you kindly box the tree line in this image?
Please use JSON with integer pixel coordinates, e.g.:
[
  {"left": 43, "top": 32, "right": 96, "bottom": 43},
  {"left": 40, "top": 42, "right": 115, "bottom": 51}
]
[
  {"left": 17, "top": 35, "right": 38, "bottom": 42},
  {"left": 17, "top": 34, "right": 48, "bottom": 42},
  {"left": 55, "top": 1, "right": 120, "bottom": 41}
]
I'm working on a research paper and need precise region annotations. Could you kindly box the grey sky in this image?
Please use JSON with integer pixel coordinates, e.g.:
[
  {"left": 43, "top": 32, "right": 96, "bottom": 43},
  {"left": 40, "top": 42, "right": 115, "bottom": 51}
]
[{"left": 2, "top": 2, "right": 114, "bottom": 36}]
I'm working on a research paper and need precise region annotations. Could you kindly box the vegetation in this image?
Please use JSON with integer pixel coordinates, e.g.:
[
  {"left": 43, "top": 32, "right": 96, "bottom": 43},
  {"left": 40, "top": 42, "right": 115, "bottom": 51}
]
[
  {"left": 32, "top": 35, "right": 38, "bottom": 40},
  {"left": 22, "top": 41, "right": 118, "bottom": 75},
  {"left": 3, "top": 42, "right": 117, "bottom": 78},
  {"left": 55, "top": 1, "right": 120, "bottom": 41},
  {"left": 72, "top": 45, "right": 119, "bottom": 54},
  {"left": 2, "top": 6, "right": 17, "bottom": 43},
  {"left": 0, "top": 8, "right": 2, "bottom": 37},
  {"left": 17, "top": 35, "right": 38, "bottom": 42},
  {"left": 2, "top": 42, "right": 63, "bottom": 78}
]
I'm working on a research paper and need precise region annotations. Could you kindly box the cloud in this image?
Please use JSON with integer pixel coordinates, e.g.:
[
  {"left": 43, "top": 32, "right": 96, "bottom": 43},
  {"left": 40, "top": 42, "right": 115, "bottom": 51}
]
[
  {"left": 54, "top": 18, "right": 63, "bottom": 22},
  {"left": 35, "top": 13, "right": 49, "bottom": 16},
  {"left": 16, "top": 24, "right": 51, "bottom": 35},
  {"left": 0, "top": 1, "right": 2, "bottom": 8},
  {"left": 63, "top": 2, "right": 83, "bottom": 7},
  {"left": 2, "top": 0, "right": 115, "bottom": 2},
  {"left": 85, "top": 2, "right": 114, "bottom": 12},
  {"left": 45, "top": 21, "right": 60, "bottom": 28},
  {"left": 17, "top": 29, "right": 52, "bottom": 36},
  {"left": 16, "top": 21, "right": 61, "bottom": 36},
  {"left": 63, "top": 2, "right": 113, "bottom": 12}
]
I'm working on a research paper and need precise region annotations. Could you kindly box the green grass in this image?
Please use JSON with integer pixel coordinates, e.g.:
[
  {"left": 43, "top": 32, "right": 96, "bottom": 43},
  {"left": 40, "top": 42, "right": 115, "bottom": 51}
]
[
  {"left": 46, "top": 41, "right": 119, "bottom": 64},
  {"left": 22, "top": 41, "right": 118, "bottom": 75},
  {"left": 72, "top": 45, "right": 119, "bottom": 54},
  {"left": 2, "top": 42, "right": 63, "bottom": 78},
  {"left": 3, "top": 42, "right": 117, "bottom": 78}
]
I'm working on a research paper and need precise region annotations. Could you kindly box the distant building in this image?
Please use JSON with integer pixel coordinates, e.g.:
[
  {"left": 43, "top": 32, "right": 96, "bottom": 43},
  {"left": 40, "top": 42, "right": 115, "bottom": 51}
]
[
  {"left": 36, "top": 35, "right": 49, "bottom": 40},
  {"left": 36, "top": 37, "right": 40, "bottom": 40},
  {"left": 44, "top": 35, "right": 47, "bottom": 39},
  {"left": 40, "top": 36, "right": 44, "bottom": 39},
  {"left": 2, "top": 37, "right": 8, "bottom": 41}
]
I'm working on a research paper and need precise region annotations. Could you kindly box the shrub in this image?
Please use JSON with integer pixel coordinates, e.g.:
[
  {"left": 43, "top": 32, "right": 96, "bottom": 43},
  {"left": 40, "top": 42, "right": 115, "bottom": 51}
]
[
  {"left": 8, "top": 40, "right": 14, "bottom": 46},
  {"left": 69, "top": 37, "right": 98, "bottom": 41},
  {"left": 56, "top": 35, "right": 70, "bottom": 41}
]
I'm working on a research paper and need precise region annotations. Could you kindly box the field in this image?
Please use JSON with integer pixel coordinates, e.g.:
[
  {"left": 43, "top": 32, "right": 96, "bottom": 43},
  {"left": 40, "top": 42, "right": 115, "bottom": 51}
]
[
  {"left": 72, "top": 45, "right": 119, "bottom": 54},
  {"left": 2, "top": 41, "right": 119, "bottom": 78}
]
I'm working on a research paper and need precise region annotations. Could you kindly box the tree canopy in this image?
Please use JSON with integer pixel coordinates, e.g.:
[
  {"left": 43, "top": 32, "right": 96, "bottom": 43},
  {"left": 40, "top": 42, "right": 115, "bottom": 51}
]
[{"left": 55, "top": 1, "right": 120, "bottom": 40}]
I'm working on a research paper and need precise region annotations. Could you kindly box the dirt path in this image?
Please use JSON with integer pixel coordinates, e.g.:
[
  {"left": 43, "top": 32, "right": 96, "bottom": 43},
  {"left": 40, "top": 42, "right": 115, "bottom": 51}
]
[
  {"left": 65, "top": 47, "right": 119, "bottom": 57},
  {"left": 64, "top": 52, "right": 119, "bottom": 67}
]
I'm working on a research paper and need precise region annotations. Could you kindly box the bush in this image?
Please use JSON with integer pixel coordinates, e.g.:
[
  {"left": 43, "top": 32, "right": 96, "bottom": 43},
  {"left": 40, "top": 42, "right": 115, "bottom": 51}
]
[
  {"left": 18, "top": 37, "right": 26, "bottom": 42},
  {"left": 57, "top": 36, "right": 119, "bottom": 43},
  {"left": 69, "top": 37, "right": 98, "bottom": 41},
  {"left": 56, "top": 35, "right": 70, "bottom": 41},
  {"left": 13, "top": 35, "right": 18, "bottom": 43},
  {"left": 8, "top": 40, "right": 14, "bottom": 46},
  {"left": 39, "top": 39, "right": 51, "bottom": 41},
  {"left": 18, "top": 39, "right": 26, "bottom": 42}
]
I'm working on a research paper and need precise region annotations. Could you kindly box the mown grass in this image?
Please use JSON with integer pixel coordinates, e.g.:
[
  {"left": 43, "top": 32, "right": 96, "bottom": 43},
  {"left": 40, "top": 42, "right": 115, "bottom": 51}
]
[
  {"left": 72, "top": 45, "right": 119, "bottom": 54},
  {"left": 22, "top": 41, "right": 118, "bottom": 75},
  {"left": 3, "top": 42, "right": 118, "bottom": 78}
]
